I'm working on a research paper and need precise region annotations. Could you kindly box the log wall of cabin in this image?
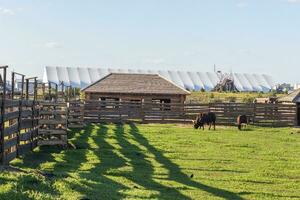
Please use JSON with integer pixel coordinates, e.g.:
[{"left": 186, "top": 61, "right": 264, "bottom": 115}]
[{"left": 84, "top": 92, "right": 187, "bottom": 104}]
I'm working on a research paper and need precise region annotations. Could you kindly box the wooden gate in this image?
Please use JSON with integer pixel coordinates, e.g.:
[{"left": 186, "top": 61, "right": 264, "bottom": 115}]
[{"left": 38, "top": 101, "right": 68, "bottom": 146}]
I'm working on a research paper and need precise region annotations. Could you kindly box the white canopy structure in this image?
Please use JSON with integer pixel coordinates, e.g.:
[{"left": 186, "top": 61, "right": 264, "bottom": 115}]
[{"left": 43, "top": 66, "right": 276, "bottom": 92}]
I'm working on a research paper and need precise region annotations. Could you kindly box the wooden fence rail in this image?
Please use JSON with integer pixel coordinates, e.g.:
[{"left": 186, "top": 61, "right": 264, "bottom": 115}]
[
  {"left": 0, "top": 99, "right": 39, "bottom": 164},
  {"left": 83, "top": 101, "right": 297, "bottom": 127}
]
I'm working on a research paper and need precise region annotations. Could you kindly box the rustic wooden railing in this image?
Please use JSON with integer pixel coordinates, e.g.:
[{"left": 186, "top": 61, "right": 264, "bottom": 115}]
[
  {"left": 83, "top": 100, "right": 297, "bottom": 127},
  {"left": 0, "top": 99, "right": 39, "bottom": 164}
]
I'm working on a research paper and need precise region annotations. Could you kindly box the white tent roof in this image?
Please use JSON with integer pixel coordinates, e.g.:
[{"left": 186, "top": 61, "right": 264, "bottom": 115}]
[{"left": 43, "top": 66, "right": 276, "bottom": 92}]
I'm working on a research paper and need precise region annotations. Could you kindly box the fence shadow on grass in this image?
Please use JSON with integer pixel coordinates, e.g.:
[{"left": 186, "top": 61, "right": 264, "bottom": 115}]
[
  {"left": 128, "top": 123, "right": 244, "bottom": 200},
  {"left": 0, "top": 168, "right": 61, "bottom": 199},
  {"left": 114, "top": 124, "right": 191, "bottom": 200},
  {"left": 65, "top": 124, "right": 128, "bottom": 199},
  {"left": 1, "top": 128, "right": 90, "bottom": 198}
]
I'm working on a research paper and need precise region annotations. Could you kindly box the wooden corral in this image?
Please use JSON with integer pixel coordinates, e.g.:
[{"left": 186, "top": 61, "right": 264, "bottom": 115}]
[
  {"left": 83, "top": 100, "right": 297, "bottom": 127},
  {"left": 38, "top": 101, "right": 68, "bottom": 147},
  {"left": 0, "top": 99, "right": 39, "bottom": 164},
  {"left": 1, "top": 66, "right": 71, "bottom": 165},
  {"left": 0, "top": 66, "right": 39, "bottom": 164},
  {"left": 278, "top": 89, "right": 300, "bottom": 126},
  {"left": 67, "top": 100, "right": 84, "bottom": 128}
]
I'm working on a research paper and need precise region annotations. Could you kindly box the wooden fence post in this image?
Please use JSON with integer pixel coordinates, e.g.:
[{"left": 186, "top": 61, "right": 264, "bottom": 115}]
[
  {"left": 252, "top": 103, "right": 256, "bottom": 125},
  {"left": 0, "top": 66, "right": 8, "bottom": 165},
  {"left": 17, "top": 74, "right": 25, "bottom": 157}
]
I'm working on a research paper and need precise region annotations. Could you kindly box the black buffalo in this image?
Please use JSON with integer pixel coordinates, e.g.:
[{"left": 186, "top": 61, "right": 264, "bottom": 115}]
[
  {"left": 194, "top": 112, "right": 216, "bottom": 130},
  {"left": 237, "top": 115, "right": 248, "bottom": 130}
]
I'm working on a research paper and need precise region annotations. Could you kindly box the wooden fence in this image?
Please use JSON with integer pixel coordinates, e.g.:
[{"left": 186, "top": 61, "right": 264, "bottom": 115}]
[
  {"left": 0, "top": 99, "right": 297, "bottom": 165},
  {"left": 0, "top": 99, "right": 39, "bottom": 164},
  {"left": 83, "top": 100, "right": 297, "bottom": 127},
  {"left": 38, "top": 101, "right": 68, "bottom": 146}
]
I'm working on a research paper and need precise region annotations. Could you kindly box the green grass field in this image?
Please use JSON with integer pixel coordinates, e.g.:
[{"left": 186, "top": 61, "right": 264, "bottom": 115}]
[
  {"left": 186, "top": 91, "right": 284, "bottom": 103},
  {"left": 0, "top": 124, "right": 300, "bottom": 200}
]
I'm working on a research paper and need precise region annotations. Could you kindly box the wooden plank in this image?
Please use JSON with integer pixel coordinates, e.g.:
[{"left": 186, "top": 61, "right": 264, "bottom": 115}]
[
  {"left": 38, "top": 129, "right": 67, "bottom": 135},
  {"left": 20, "top": 119, "right": 34, "bottom": 129},
  {"left": 68, "top": 124, "right": 85, "bottom": 128},
  {"left": 3, "top": 151, "right": 17, "bottom": 163},
  {"left": 39, "top": 102, "right": 66, "bottom": 107},
  {"left": 2, "top": 111, "right": 19, "bottom": 121},
  {"left": 21, "top": 110, "right": 33, "bottom": 118},
  {"left": 4, "top": 123, "right": 19, "bottom": 137},
  {"left": 4, "top": 137, "right": 17, "bottom": 150},
  {"left": 19, "top": 130, "right": 34, "bottom": 141},
  {"left": 4, "top": 100, "right": 20, "bottom": 108},
  {"left": 38, "top": 140, "right": 67, "bottom": 146},
  {"left": 20, "top": 100, "right": 34, "bottom": 107},
  {"left": 18, "top": 143, "right": 32, "bottom": 156},
  {"left": 39, "top": 110, "right": 67, "bottom": 115},
  {"left": 39, "top": 119, "right": 66, "bottom": 125},
  {"left": 68, "top": 118, "right": 83, "bottom": 122}
]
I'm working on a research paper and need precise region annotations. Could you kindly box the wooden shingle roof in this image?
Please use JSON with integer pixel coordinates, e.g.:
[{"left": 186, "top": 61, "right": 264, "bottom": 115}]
[
  {"left": 82, "top": 73, "right": 190, "bottom": 95},
  {"left": 278, "top": 89, "right": 300, "bottom": 103}
]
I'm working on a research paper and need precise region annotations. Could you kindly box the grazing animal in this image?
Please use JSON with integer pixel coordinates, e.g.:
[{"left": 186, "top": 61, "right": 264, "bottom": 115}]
[
  {"left": 237, "top": 115, "right": 248, "bottom": 130},
  {"left": 194, "top": 112, "right": 216, "bottom": 130}
]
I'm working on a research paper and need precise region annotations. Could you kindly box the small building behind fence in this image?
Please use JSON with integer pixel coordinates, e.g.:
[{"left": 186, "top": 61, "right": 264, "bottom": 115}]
[
  {"left": 82, "top": 73, "right": 190, "bottom": 104},
  {"left": 278, "top": 89, "right": 300, "bottom": 126}
]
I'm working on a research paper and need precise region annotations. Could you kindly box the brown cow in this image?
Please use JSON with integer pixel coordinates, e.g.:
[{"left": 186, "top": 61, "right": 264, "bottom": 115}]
[
  {"left": 194, "top": 112, "right": 216, "bottom": 130},
  {"left": 237, "top": 115, "right": 248, "bottom": 130}
]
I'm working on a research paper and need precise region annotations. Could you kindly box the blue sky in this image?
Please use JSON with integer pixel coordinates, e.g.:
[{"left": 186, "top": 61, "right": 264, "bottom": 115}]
[{"left": 0, "top": 0, "right": 299, "bottom": 83}]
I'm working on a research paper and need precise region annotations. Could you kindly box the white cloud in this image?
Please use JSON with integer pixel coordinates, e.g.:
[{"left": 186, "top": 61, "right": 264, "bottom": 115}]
[
  {"left": 44, "top": 42, "right": 62, "bottom": 49},
  {"left": 0, "top": 7, "right": 15, "bottom": 15}
]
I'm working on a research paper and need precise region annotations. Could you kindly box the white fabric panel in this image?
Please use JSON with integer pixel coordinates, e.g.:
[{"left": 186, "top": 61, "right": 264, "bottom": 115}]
[
  {"left": 232, "top": 73, "right": 245, "bottom": 91},
  {"left": 262, "top": 74, "right": 275, "bottom": 89},
  {"left": 244, "top": 74, "right": 262, "bottom": 92},
  {"left": 188, "top": 71, "right": 205, "bottom": 91},
  {"left": 168, "top": 71, "right": 185, "bottom": 88},
  {"left": 43, "top": 67, "right": 276, "bottom": 92},
  {"left": 178, "top": 71, "right": 195, "bottom": 91},
  {"left": 234, "top": 73, "right": 253, "bottom": 91},
  {"left": 108, "top": 68, "right": 119, "bottom": 73},
  {"left": 253, "top": 74, "right": 271, "bottom": 92},
  {"left": 147, "top": 70, "right": 157, "bottom": 74},
  {"left": 158, "top": 70, "right": 172, "bottom": 80},
  {"left": 88, "top": 68, "right": 101, "bottom": 83},
  {"left": 240, "top": 74, "right": 255, "bottom": 91},
  {"left": 98, "top": 68, "right": 110, "bottom": 79},
  {"left": 45, "top": 66, "right": 59, "bottom": 84},
  {"left": 118, "top": 68, "right": 129, "bottom": 73},
  {"left": 197, "top": 72, "right": 213, "bottom": 91},
  {"left": 56, "top": 67, "right": 70, "bottom": 86},
  {"left": 137, "top": 69, "right": 148, "bottom": 74},
  {"left": 77, "top": 68, "right": 91, "bottom": 88},
  {"left": 206, "top": 72, "right": 220, "bottom": 86},
  {"left": 128, "top": 69, "right": 137, "bottom": 73},
  {"left": 67, "top": 67, "right": 81, "bottom": 88},
  {"left": 42, "top": 69, "right": 48, "bottom": 83}
]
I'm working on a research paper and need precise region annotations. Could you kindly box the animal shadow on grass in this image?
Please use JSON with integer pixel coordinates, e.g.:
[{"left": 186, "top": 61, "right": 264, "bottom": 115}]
[
  {"left": 128, "top": 123, "right": 245, "bottom": 200},
  {"left": 114, "top": 124, "right": 191, "bottom": 200},
  {"left": 239, "top": 127, "right": 254, "bottom": 132}
]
